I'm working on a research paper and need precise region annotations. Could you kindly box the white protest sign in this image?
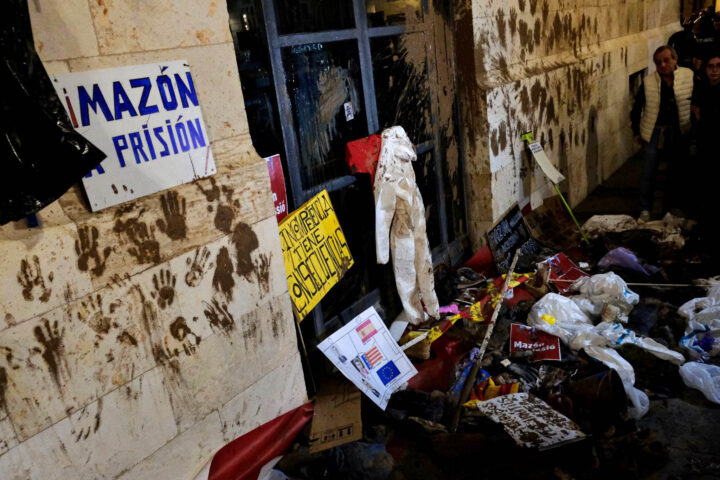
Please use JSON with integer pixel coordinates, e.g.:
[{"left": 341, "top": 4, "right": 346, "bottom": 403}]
[
  {"left": 51, "top": 60, "right": 216, "bottom": 211},
  {"left": 318, "top": 307, "right": 417, "bottom": 410},
  {"left": 529, "top": 142, "right": 565, "bottom": 184}
]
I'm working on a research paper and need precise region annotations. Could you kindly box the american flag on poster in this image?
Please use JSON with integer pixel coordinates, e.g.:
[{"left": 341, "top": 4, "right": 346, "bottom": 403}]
[
  {"left": 355, "top": 319, "right": 378, "bottom": 343},
  {"left": 318, "top": 306, "right": 417, "bottom": 410},
  {"left": 361, "top": 346, "right": 383, "bottom": 369}
]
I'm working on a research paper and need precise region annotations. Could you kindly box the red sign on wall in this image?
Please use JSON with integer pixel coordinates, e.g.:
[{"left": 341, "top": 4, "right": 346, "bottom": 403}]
[{"left": 265, "top": 154, "right": 288, "bottom": 223}]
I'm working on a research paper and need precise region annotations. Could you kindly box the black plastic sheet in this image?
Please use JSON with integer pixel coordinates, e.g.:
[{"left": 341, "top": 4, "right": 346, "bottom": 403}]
[{"left": 1, "top": 0, "right": 105, "bottom": 225}]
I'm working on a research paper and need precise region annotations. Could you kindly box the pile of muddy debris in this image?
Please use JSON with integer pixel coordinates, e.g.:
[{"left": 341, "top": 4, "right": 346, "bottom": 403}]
[{"left": 253, "top": 212, "right": 720, "bottom": 480}]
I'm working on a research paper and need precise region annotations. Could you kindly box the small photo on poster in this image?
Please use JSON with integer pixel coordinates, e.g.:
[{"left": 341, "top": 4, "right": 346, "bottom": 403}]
[{"left": 318, "top": 307, "right": 417, "bottom": 410}]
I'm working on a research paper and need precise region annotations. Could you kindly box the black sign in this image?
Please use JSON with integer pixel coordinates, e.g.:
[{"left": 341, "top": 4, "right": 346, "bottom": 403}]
[{"left": 486, "top": 205, "right": 541, "bottom": 272}]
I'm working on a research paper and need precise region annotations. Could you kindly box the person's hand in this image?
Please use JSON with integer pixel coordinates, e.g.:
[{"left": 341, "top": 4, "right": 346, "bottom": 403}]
[{"left": 634, "top": 135, "right": 642, "bottom": 145}]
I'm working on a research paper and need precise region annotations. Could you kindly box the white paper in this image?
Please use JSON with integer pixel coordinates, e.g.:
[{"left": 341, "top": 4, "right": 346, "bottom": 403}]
[
  {"left": 389, "top": 319, "right": 409, "bottom": 342},
  {"left": 529, "top": 142, "right": 565, "bottom": 184},
  {"left": 318, "top": 307, "right": 417, "bottom": 409},
  {"left": 344, "top": 102, "right": 354, "bottom": 121}
]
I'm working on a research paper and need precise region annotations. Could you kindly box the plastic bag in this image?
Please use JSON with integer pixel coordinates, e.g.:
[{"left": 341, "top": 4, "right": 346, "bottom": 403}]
[
  {"left": 570, "top": 272, "right": 640, "bottom": 322},
  {"left": 583, "top": 344, "right": 650, "bottom": 418},
  {"left": 593, "top": 322, "right": 685, "bottom": 365},
  {"left": 678, "top": 289, "right": 720, "bottom": 360},
  {"left": 678, "top": 296, "right": 719, "bottom": 320},
  {"left": 597, "top": 247, "right": 660, "bottom": 277},
  {"left": 526, "top": 293, "right": 594, "bottom": 345},
  {"left": 528, "top": 293, "right": 681, "bottom": 418},
  {"left": 679, "top": 362, "right": 720, "bottom": 404},
  {"left": 1, "top": 0, "right": 105, "bottom": 225},
  {"left": 680, "top": 320, "right": 720, "bottom": 360}
]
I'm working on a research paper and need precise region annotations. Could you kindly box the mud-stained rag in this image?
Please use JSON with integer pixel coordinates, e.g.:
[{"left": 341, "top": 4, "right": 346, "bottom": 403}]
[{"left": 374, "top": 126, "right": 439, "bottom": 324}]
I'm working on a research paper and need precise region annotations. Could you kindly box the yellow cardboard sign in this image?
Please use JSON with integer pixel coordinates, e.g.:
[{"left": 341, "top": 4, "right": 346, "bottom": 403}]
[{"left": 279, "top": 190, "right": 353, "bottom": 321}]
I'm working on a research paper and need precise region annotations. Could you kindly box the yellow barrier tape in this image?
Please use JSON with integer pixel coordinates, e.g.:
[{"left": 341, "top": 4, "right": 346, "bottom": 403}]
[
  {"left": 400, "top": 273, "right": 535, "bottom": 346},
  {"left": 486, "top": 272, "right": 535, "bottom": 308},
  {"left": 401, "top": 298, "right": 486, "bottom": 345}
]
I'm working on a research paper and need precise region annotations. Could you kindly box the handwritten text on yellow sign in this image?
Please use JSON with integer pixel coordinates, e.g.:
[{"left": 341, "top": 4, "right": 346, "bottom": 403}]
[{"left": 279, "top": 190, "right": 353, "bottom": 321}]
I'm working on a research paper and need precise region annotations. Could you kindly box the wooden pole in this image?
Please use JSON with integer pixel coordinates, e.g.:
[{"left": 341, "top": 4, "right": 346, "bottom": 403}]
[
  {"left": 449, "top": 248, "right": 521, "bottom": 432},
  {"left": 553, "top": 183, "right": 590, "bottom": 246},
  {"left": 550, "top": 278, "right": 708, "bottom": 288}
]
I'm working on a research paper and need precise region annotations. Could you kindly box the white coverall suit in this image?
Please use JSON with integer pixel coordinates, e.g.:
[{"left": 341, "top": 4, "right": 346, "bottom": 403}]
[{"left": 374, "top": 126, "right": 440, "bottom": 325}]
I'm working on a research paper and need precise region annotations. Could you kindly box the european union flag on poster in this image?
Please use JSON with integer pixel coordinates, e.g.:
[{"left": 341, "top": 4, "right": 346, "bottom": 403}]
[{"left": 376, "top": 361, "right": 401, "bottom": 386}]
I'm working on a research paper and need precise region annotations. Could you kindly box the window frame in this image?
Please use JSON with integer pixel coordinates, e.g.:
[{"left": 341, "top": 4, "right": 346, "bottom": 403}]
[{"left": 260, "top": 0, "right": 468, "bottom": 333}]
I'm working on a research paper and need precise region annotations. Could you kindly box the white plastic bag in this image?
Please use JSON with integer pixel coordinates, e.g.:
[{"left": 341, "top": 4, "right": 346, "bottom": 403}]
[
  {"left": 528, "top": 293, "right": 682, "bottom": 418},
  {"left": 678, "top": 292, "right": 720, "bottom": 360},
  {"left": 527, "top": 293, "right": 594, "bottom": 345},
  {"left": 584, "top": 344, "right": 650, "bottom": 418},
  {"left": 680, "top": 320, "right": 720, "bottom": 360},
  {"left": 570, "top": 272, "right": 639, "bottom": 322},
  {"left": 593, "top": 322, "right": 686, "bottom": 365},
  {"left": 678, "top": 296, "right": 718, "bottom": 321},
  {"left": 679, "top": 362, "right": 720, "bottom": 404}
]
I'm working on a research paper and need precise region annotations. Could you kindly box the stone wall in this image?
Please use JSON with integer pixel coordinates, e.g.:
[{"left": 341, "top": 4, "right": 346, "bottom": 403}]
[
  {"left": 0, "top": 1, "right": 307, "bottom": 478},
  {"left": 458, "top": 0, "right": 681, "bottom": 248}
]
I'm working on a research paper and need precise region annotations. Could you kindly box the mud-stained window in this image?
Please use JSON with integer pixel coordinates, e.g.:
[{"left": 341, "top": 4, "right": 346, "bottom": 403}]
[
  {"left": 228, "top": 0, "right": 466, "bottom": 243},
  {"left": 228, "top": 0, "right": 282, "bottom": 158},
  {"left": 282, "top": 41, "right": 367, "bottom": 189},
  {"left": 371, "top": 34, "right": 432, "bottom": 144},
  {"left": 414, "top": 150, "right": 443, "bottom": 247},
  {"left": 275, "top": 0, "right": 355, "bottom": 34},
  {"left": 227, "top": 0, "right": 468, "bottom": 336},
  {"left": 367, "top": 0, "right": 421, "bottom": 27}
]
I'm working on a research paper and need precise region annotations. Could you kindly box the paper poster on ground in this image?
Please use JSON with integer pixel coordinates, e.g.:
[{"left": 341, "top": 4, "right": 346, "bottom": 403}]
[
  {"left": 279, "top": 190, "right": 353, "bottom": 321},
  {"left": 318, "top": 307, "right": 417, "bottom": 409},
  {"left": 476, "top": 393, "right": 585, "bottom": 450}
]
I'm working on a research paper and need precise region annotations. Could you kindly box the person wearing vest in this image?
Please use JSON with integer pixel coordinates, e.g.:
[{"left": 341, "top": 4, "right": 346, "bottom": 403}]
[{"left": 630, "top": 45, "right": 694, "bottom": 222}]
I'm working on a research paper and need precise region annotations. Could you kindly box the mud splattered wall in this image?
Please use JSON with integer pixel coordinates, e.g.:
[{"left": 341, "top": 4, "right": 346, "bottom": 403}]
[
  {"left": 456, "top": 0, "right": 681, "bottom": 247},
  {"left": 0, "top": 1, "right": 306, "bottom": 478}
]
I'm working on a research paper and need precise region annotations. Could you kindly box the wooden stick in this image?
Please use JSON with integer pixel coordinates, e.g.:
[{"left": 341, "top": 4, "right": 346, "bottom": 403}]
[
  {"left": 294, "top": 320, "right": 317, "bottom": 396},
  {"left": 449, "top": 249, "right": 521, "bottom": 432},
  {"left": 400, "top": 331, "right": 430, "bottom": 351},
  {"left": 552, "top": 183, "right": 590, "bottom": 245},
  {"left": 550, "top": 278, "right": 707, "bottom": 288}
]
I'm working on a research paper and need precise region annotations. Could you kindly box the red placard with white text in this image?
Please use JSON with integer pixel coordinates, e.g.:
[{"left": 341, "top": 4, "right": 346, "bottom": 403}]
[
  {"left": 544, "top": 252, "right": 589, "bottom": 294},
  {"left": 509, "top": 324, "right": 561, "bottom": 361},
  {"left": 264, "top": 154, "right": 288, "bottom": 223}
]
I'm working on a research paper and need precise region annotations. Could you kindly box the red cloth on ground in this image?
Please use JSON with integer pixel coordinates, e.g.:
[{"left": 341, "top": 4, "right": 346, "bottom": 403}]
[
  {"left": 408, "top": 336, "right": 475, "bottom": 393},
  {"left": 208, "top": 402, "right": 314, "bottom": 480},
  {"left": 462, "top": 245, "right": 497, "bottom": 278}
]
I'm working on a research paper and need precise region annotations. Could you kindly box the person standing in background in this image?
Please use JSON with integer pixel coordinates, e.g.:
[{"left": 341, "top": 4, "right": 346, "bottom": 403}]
[
  {"left": 669, "top": 16, "right": 697, "bottom": 69},
  {"left": 630, "top": 46, "right": 694, "bottom": 222},
  {"left": 691, "top": 52, "right": 720, "bottom": 220}
]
